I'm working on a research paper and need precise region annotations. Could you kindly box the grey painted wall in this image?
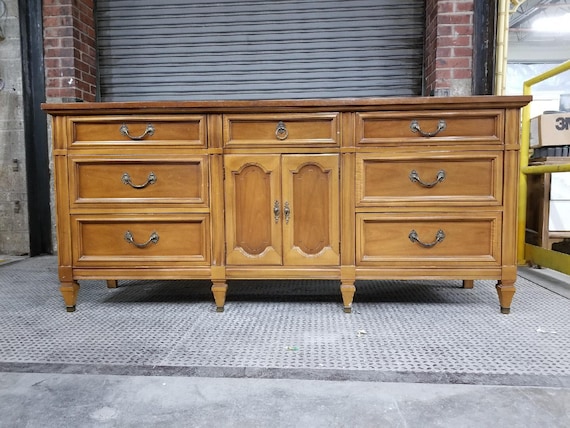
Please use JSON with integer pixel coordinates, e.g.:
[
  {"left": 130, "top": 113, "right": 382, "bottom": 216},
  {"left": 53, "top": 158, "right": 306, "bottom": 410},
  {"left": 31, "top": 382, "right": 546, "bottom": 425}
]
[{"left": 0, "top": 0, "right": 29, "bottom": 255}]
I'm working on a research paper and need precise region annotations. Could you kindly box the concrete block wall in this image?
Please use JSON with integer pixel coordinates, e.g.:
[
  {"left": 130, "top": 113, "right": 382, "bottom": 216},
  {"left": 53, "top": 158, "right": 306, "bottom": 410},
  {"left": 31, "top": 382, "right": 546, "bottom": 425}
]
[{"left": 0, "top": 0, "right": 28, "bottom": 255}]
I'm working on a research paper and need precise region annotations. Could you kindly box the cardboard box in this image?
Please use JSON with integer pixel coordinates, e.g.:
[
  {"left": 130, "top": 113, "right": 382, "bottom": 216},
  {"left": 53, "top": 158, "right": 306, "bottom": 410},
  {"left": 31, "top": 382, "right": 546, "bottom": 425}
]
[{"left": 530, "top": 113, "right": 570, "bottom": 148}]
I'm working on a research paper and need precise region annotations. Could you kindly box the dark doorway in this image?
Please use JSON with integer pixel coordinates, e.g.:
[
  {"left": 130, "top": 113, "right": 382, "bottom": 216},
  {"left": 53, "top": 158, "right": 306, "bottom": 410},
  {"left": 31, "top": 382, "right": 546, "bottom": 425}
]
[{"left": 18, "top": 0, "right": 52, "bottom": 255}]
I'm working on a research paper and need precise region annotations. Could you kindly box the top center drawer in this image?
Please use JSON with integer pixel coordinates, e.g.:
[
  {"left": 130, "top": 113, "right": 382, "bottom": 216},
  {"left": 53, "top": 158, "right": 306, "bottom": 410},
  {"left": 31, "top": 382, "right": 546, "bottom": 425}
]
[{"left": 223, "top": 113, "right": 340, "bottom": 147}]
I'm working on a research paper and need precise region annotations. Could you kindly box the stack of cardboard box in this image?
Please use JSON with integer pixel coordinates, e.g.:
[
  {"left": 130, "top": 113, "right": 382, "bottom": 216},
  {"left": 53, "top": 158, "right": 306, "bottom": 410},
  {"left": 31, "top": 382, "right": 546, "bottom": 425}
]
[
  {"left": 527, "top": 103, "right": 570, "bottom": 251},
  {"left": 530, "top": 112, "right": 570, "bottom": 158}
]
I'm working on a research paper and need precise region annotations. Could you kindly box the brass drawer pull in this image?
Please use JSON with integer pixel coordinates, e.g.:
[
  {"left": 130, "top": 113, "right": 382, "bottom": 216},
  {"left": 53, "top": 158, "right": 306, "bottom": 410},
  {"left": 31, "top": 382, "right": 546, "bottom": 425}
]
[
  {"left": 410, "top": 119, "right": 446, "bottom": 137},
  {"left": 283, "top": 201, "right": 291, "bottom": 224},
  {"left": 122, "top": 172, "right": 157, "bottom": 189},
  {"left": 273, "top": 200, "right": 280, "bottom": 223},
  {"left": 409, "top": 229, "right": 445, "bottom": 248},
  {"left": 124, "top": 230, "right": 159, "bottom": 248},
  {"left": 409, "top": 169, "right": 446, "bottom": 188},
  {"left": 120, "top": 123, "right": 155, "bottom": 140},
  {"left": 275, "top": 121, "right": 289, "bottom": 140}
]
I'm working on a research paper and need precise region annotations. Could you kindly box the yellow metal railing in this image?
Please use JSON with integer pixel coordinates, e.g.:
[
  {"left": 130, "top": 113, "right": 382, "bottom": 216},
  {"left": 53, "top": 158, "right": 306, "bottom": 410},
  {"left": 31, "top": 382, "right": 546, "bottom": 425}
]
[
  {"left": 495, "top": 0, "right": 528, "bottom": 96},
  {"left": 517, "top": 60, "right": 570, "bottom": 275}
]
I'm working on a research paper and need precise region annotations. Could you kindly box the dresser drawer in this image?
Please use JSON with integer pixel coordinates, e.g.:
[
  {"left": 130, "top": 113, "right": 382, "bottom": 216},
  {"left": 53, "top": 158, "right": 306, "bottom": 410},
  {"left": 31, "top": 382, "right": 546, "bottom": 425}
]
[
  {"left": 69, "top": 156, "right": 209, "bottom": 208},
  {"left": 356, "top": 152, "right": 503, "bottom": 206},
  {"left": 223, "top": 113, "right": 340, "bottom": 147},
  {"left": 356, "top": 110, "right": 503, "bottom": 146},
  {"left": 356, "top": 213, "right": 501, "bottom": 266},
  {"left": 71, "top": 215, "right": 210, "bottom": 266},
  {"left": 70, "top": 115, "right": 206, "bottom": 148}
]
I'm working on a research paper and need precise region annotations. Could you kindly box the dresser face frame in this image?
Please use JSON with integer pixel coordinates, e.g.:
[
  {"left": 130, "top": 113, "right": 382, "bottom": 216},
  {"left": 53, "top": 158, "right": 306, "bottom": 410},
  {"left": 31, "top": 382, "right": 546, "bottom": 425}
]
[{"left": 43, "top": 96, "right": 531, "bottom": 313}]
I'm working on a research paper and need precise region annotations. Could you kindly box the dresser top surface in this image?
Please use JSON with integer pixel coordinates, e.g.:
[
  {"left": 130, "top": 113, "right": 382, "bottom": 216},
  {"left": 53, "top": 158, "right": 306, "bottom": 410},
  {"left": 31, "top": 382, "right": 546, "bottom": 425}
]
[{"left": 42, "top": 96, "right": 532, "bottom": 116}]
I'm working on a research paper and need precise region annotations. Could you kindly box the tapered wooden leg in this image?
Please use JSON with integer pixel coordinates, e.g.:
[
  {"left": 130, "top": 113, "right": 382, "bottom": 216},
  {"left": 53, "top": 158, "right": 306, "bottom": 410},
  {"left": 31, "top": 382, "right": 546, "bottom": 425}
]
[
  {"left": 496, "top": 280, "right": 516, "bottom": 314},
  {"left": 60, "top": 281, "right": 80, "bottom": 312},
  {"left": 340, "top": 282, "right": 356, "bottom": 313},
  {"left": 106, "top": 280, "right": 118, "bottom": 288},
  {"left": 211, "top": 281, "right": 228, "bottom": 312},
  {"left": 462, "top": 280, "right": 474, "bottom": 289}
]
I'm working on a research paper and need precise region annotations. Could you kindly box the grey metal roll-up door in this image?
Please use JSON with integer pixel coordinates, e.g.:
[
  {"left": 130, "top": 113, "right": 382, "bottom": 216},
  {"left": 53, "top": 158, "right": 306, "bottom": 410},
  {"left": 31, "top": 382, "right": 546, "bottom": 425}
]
[{"left": 96, "top": 0, "right": 425, "bottom": 101}]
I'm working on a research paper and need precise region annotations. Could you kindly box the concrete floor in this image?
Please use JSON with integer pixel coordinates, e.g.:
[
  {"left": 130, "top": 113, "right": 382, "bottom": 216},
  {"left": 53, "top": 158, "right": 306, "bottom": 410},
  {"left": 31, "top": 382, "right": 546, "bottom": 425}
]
[
  {"left": 1, "top": 372, "right": 569, "bottom": 427},
  {"left": 0, "top": 256, "right": 569, "bottom": 427}
]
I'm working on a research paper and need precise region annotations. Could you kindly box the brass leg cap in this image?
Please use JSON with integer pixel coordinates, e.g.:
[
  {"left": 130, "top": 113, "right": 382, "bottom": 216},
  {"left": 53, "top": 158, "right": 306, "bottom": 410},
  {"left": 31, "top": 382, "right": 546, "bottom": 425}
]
[
  {"left": 500, "top": 307, "right": 510, "bottom": 314},
  {"left": 66, "top": 306, "right": 76, "bottom": 312},
  {"left": 343, "top": 307, "right": 352, "bottom": 314},
  {"left": 216, "top": 307, "right": 225, "bottom": 313}
]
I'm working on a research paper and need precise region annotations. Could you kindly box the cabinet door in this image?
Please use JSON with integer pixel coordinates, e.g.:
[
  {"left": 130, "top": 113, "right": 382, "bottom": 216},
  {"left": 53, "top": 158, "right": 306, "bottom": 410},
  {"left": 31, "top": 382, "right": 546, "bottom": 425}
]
[
  {"left": 225, "top": 155, "right": 282, "bottom": 265},
  {"left": 282, "top": 155, "right": 340, "bottom": 265}
]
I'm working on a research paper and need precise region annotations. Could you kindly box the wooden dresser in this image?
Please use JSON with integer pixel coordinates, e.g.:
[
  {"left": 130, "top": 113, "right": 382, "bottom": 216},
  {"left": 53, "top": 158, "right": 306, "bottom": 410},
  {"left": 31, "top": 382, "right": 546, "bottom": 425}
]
[{"left": 43, "top": 96, "right": 531, "bottom": 313}]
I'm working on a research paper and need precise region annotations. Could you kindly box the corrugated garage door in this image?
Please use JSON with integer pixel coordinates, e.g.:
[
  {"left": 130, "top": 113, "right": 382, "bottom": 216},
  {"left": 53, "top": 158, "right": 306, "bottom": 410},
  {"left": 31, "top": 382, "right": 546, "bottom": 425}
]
[{"left": 96, "top": 0, "right": 425, "bottom": 101}]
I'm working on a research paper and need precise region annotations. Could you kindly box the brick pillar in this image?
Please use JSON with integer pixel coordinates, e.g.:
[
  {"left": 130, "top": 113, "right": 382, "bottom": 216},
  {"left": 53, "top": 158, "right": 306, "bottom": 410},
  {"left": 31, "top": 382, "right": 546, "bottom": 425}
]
[
  {"left": 424, "top": 0, "right": 474, "bottom": 96},
  {"left": 43, "top": 0, "right": 97, "bottom": 102}
]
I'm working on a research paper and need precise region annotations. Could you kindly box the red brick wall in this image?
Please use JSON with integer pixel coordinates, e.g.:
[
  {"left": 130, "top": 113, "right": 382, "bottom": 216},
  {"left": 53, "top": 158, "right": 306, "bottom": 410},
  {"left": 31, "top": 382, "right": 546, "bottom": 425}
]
[
  {"left": 424, "top": 0, "right": 474, "bottom": 96},
  {"left": 43, "top": 0, "right": 97, "bottom": 102}
]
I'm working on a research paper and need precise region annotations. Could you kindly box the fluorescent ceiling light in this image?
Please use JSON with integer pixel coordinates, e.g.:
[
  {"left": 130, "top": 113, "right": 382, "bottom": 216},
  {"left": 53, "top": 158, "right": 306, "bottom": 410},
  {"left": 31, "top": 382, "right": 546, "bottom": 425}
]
[{"left": 532, "top": 13, "right": 570, "bottom": 33}]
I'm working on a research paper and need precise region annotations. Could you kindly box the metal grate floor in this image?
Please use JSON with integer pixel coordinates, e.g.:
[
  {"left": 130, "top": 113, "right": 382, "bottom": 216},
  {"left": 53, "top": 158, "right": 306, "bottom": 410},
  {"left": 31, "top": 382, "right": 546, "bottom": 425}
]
[{"left": 0, "top": 256, "right": 568, "bottom": 387}]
